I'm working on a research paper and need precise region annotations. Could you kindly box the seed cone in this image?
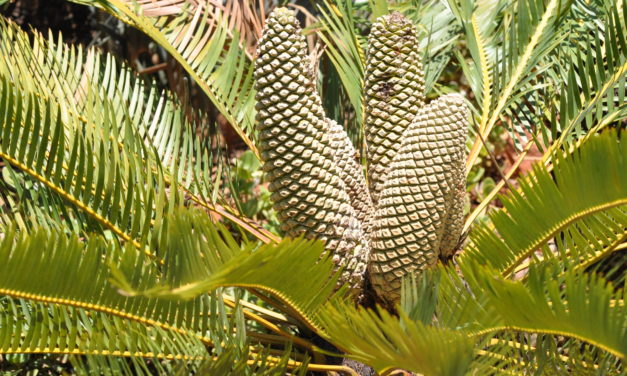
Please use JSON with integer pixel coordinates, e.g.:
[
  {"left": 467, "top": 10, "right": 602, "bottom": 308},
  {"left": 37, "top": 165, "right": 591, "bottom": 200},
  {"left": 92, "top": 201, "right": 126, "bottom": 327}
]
[
  {"left": 369, "top": 94, "right": 469, "bottom": 303},
  {"left": 364, "top": 12, "right": 425, "bottom": 205},
  {"left": 254, "top": 8, "right": 369, "bottom": 290},
  {"left": 327, "top": 119, "right": 375, "bottom": 235},
  {"left": 254, "top": 8, "right": 468, "bottom": 304}
]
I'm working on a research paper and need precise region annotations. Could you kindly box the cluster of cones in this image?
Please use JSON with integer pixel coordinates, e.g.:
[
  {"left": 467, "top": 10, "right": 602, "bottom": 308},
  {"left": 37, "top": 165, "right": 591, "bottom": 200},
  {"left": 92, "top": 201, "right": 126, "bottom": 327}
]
[{"left": 254, "top": 8, "right": 468, "bottom": 305}]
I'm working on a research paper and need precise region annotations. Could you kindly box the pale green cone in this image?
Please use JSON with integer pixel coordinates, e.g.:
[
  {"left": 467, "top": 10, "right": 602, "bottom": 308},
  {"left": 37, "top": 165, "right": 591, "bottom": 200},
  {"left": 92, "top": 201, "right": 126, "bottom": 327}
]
[
  {"left": 369, "top": 94, "right": 468, "bottom": 303},
  {"left": 438, "top": 165, "right": 466, "bottom": 259},
  {"left": 438, "top": 130, "right": 467, "bottom": 259},
  {"left": 364, "top": 12, "right": 426, "bottom": 205},
  {"left": 254, "top": 9, "right": 468, "bottom": 302},
  {"left": 327, "top": 118, "right": 375, "bottom": 236},
  {"left": 254, "top": 8, "right": 369, "bottom": 290}
]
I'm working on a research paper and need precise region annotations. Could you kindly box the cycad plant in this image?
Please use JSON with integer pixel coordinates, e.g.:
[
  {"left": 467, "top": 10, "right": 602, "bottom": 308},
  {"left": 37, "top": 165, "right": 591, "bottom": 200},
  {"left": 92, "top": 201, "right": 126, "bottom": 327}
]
[{"left": 0, "top": 0, "right": 625, "bottom": 375}]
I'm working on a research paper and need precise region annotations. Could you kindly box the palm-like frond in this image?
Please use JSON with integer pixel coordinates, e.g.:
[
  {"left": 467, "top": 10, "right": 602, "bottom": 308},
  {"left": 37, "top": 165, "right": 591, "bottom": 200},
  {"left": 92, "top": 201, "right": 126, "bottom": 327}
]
[
  {"left": 451, "top": 0, "right": 572, "bottom": 167},
  {"left": 73, "top": 0, "right": 259, "bottom": 156},
  {"left": 0, "top": 17, "right": 299, "bottom": 372},
  {"left": 316, "top": 0, "right": 366, "bottom": 127},
  {"left": 0, "top": 15, "right": 276, "bottom": 244},
  {"left": 545, "top": 2, "right": 627, "bottom": 154},
  {"left": 475, "top": 332, "right": 623, "bottom": 375},
  {"left": 318, "top": 300, "right": 475, "bottom": 376},
  {"left": 1, "top": 298, "right": 209, "bottom": 372},
  {"left": 390, "top": 0, "right": 460, "bottom": 92},
  {"left": 0, "top": 14, "right": 182, "bottom": 246},
  {"left": 0, "top": 76, "right": 168, "bottom": 254},
  {"left": 316, "top": 0, "right": 460, "bottom": 130},
  {"left": 3, "top": 296, "right": 292, "bottom": 376},
  {"left": 0, "top": 228, "right": 217, "bottom": 344},
  {"left": 462, "top": 130, "right": 626, "bottom": 276},
  {"left": 463, "top": 0, "right": 627, "bottom": 233},
  {"left": 436, "top": 261, "right": 626, "bottom": 364},
  {"left": 0, "top": 208, "right": 340, "bottom": 374},
  {"left": 1, "top": 1, "right": 625, "bottom": 374},
  {"left": 314, "top": 259, "right": 624, "bottom": 375},
  {"left": 110, "top": 209, "right": 339, "bottom": 335},
  {"left": 99, "top": 131, "right": 625, "bottom": 374},
  {"left": 313, "top": 132, "right": 625, "bottom": 374},
  {"left": 0, "top": 218, "right": 312, "bottom": 374}
]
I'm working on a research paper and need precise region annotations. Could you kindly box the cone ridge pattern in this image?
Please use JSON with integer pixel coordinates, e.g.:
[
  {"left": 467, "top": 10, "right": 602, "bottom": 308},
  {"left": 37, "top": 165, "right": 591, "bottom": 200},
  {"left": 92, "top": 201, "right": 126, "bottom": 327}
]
[
  {"left": 254, "top": 8, "right": 469, "bottom": 304},
  {"left": 254, "top": 8, "right": 369, "bottom": 291},
  {"left": 364, "top": 12, "right": 425, "bottom": 205}
]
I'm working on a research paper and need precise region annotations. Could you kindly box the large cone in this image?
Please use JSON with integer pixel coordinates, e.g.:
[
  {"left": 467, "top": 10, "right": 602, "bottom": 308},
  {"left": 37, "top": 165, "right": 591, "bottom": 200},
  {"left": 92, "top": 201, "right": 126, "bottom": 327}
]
[
  {"left": 364, "top": 12, "right": 425, "bottom": 205},
  {"left": 254, "top": 8, "right": 369, "bottom": 290},
  {"left": 327, "top": 119, "right": 375, "bottom": 236},
  {"left": 369, "top": 94, "right": 468, "bottom": 303}
]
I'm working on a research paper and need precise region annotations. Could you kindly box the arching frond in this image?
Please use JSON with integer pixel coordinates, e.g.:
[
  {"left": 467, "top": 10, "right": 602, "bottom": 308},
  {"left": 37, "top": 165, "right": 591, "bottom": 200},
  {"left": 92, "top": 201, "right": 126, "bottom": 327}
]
[
  {"left": 109, "top": 209, "right": 339, "bottom": 334},
  {"left": 471, "top": 332, "right": 623, "bottom": 375},
  {"left": 68, "top": 339, "right": 293, "bottom": 376},
  {"left": 464, "top": 0, "right": 627, "bottom": 234},
  {"left": 389, "top": 0, "right": 460, "bottom": 92},
  {"left": 441, "top": 261, "right": 625, "bottom": 357},
  {"left": 318, "top": 300, "right": 475, "bottom": 376},
  {"left": 317, "top": 259, "right": 624, "bottom": 374},
  {"left": 544, "top": 2, "right": 627, "bottom": 156},
  {"left": 0, "top": 227, "right": 220, "bottom": 343},
  {"left": 313, "top": 131, "right": 626, "bottom": 374},
  {"left": 0, "top": 222, "right": 306, "bottom": 374},
  {"left": 0, "top": 76, "right": 169, "bottom": 254},
  {"left": 462, "top": 130, "right": 626, "bottom": 275},
  {"left": 0, "top": 15, "right": 276, "bottom": 244},
  {"left": 316, "top": 0, "right": 460, "bottom": 130},
  {"left": 72, "top": 0, "right": 259, "bottom": 156},
  {"left": 451, "top": 0, "right": 573, "bottom": 167},
  {"left": 316, "top": 0, "right": 366, "bottom": 127},
  {"left": 0, "top": 298, "right": 210, "bottom": 373}
]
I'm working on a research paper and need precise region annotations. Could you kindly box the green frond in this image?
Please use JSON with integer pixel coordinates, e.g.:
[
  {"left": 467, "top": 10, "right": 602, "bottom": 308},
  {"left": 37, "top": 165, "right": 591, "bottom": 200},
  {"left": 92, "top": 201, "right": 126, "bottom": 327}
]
[
  {"left": 317, "top": 0, "right": 460, "bottom": 131},
  {"left": 0, "top": 19, "right": 152, "bottom": 159},
  {"left": 0, "top": 75, "right": 168, "bottom": 254},
  {"left": 110, "top": 208, "right": 339, "bottom": 334},
  {"left": 396, "top": 262, "right": 625, "bottom": 372},
  {"left": 0, "top": 15, "right": 187, "bottom": 248},
  {"left": 0, "top": 2, "right": 624, "bottom": 375},
  {"left": 317, "top": 299, "right": 474, "bottom": 376},
  {"left": 547, "top": 1, "right": 627, "bottom": 153},
  {"left": 72, "top": 0, "right": 259, "bottom": 157},
  {"left": 320, "top": 262, "right": 627, "bottom": 375},
  {"left": 0, "top": 222, "right": 301, "bottom": 374},
  {"left": 390, "top": 0, "right": 460, "bottom": 92},
  {"left": 456, "top": 261, "right": 626, "bottom": 359},
  {"left": 0, "top": 163, "right": 85, "bottom": 232},
  {"left": 473, "top": 332, "right": 622, "bottom": 375},
  {"left": 0, "top": 298, "right": 209, "bottom": 366},
  {"left": 317, "top": 0, "right": 366, "bottom": 126},
  {"left": 68, "top": 340, "right": 294, "bottom": 376},
  {"left": 0, "top": 227, "right": 222, "bottom": 343},
  {"left": 464, "top": 0, "right": 627, "bottom": 236},
  {"left": 462, "top": 130, "right": 626, "bottom": 275},
  {"left": 169, "top": 347, "right": 296, "bottom": 376},
  {"left": 0, "top": 15, "right": 275, "bottom": 244},
  {"left": 454, "top": 0, "right": 573, "bottom": 167}
]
